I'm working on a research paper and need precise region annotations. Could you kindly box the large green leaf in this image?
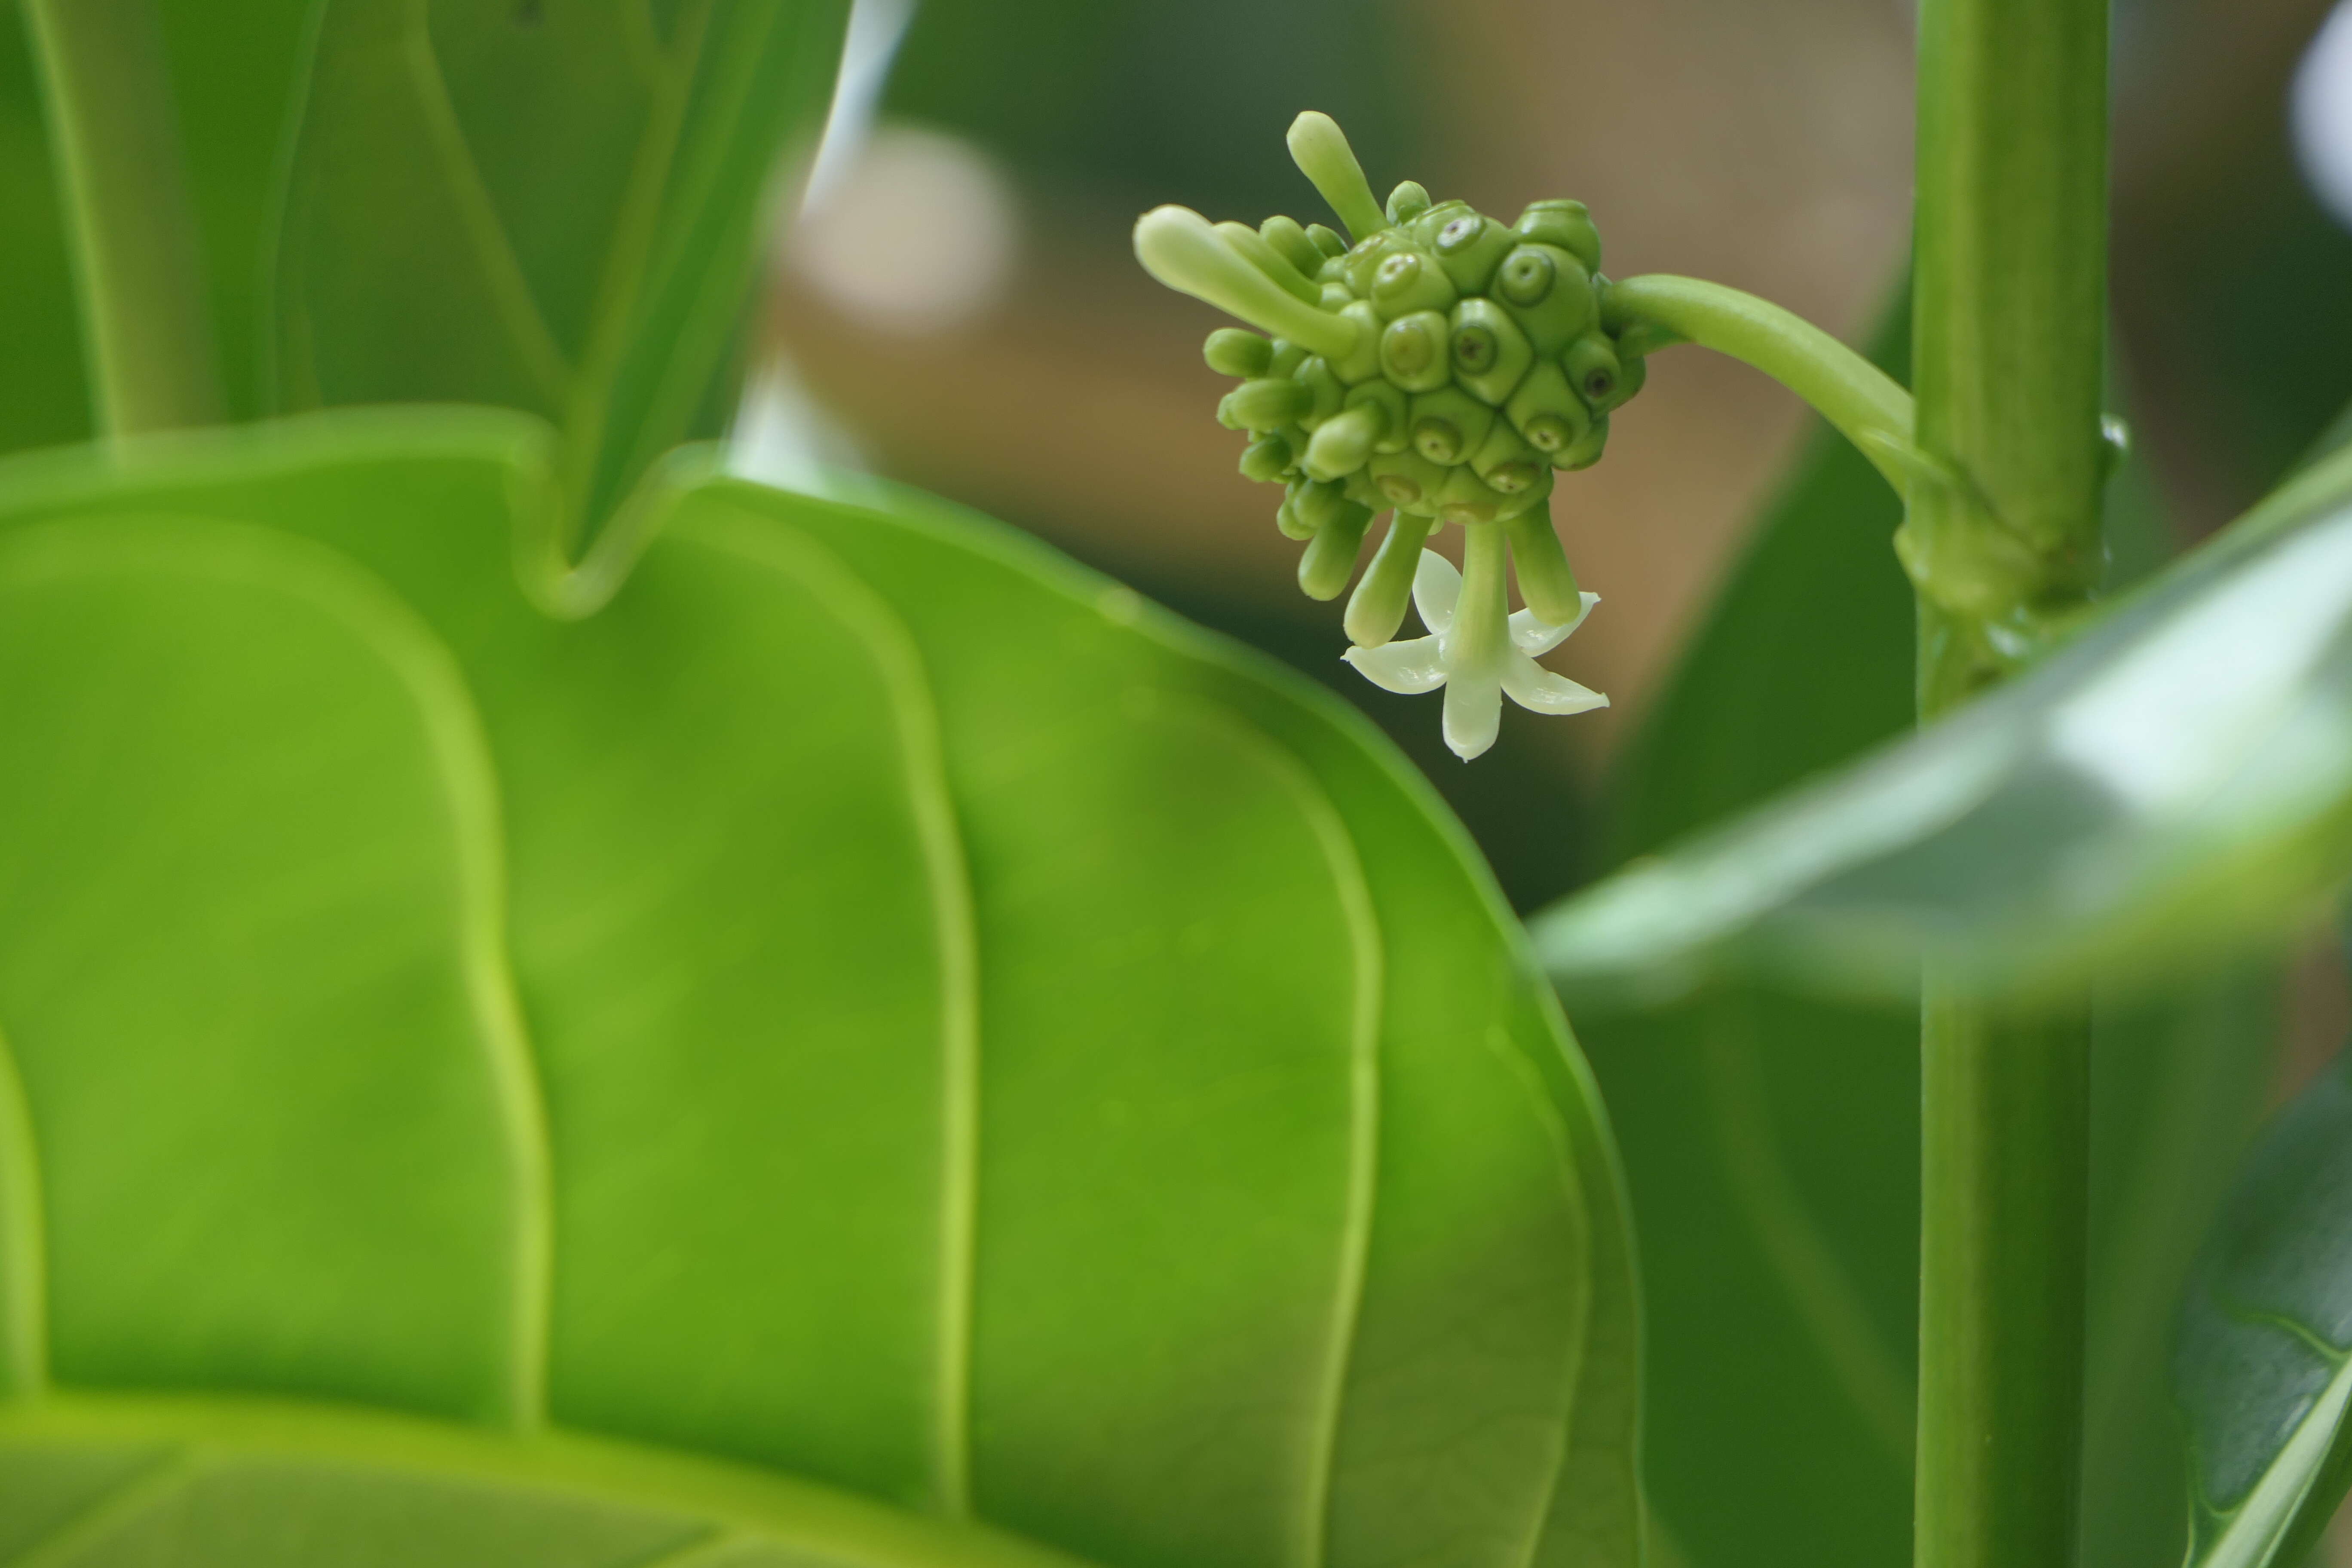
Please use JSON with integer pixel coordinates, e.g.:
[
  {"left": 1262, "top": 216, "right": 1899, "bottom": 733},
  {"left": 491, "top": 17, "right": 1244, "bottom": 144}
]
[
  {"left": 0, "top": 408, "right": 1637, "bottom": 1567},
  {"left": 159, "top": 0, "right": 320, "bottom": 423},
  {"left": 2173, "top": 1038, "right": 2352, "bottom": 1568},
  {"left": 0, "top": 0, "right": 331, "bottom": 445},
  {"left": 270, "top": 0, "right": 850, "bottom": 532},
  {"left": 1534, "top": 439, "right": 2352, "bottom": 1008},
  {"left": 0, "top": 12, "right": 92, "bottom": 451}
]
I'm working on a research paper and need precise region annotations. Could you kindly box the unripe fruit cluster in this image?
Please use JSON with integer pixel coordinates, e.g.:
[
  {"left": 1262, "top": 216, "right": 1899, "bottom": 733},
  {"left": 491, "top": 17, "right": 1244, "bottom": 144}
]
[{"left": 1204, "top": 184, "right": 1647, "bottom": 558}]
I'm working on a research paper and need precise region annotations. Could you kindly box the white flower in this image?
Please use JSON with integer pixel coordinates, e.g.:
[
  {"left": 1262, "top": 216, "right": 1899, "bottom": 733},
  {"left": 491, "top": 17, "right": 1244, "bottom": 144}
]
[{"left": 1342, "top": 548, "right": 1607, "bottom": 761}]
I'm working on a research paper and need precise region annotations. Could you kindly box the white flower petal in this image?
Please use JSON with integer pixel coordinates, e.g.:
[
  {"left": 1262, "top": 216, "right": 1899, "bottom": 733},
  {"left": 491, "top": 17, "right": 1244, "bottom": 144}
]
[
  {"left": 1343, "top": 635, "right": 1449, "bottom": 694},
  {"left": 1502, "top": 652, "right": 1609, "bottom": 715},
  {"left": 1510, "top": 591, "right": 1601, "bottom": 655},
  {"left": 1441, "top": 669, "right": 1504, "bottom": 760},
  {"left": 1411, "top": 549, "right": 1461, "bottom": 635}
]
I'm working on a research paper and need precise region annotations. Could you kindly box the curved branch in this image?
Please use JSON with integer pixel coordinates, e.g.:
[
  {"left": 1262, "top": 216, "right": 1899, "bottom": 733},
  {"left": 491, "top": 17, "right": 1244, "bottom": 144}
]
[{"left": 1606, "top": 274, "right": 1919, "bottom": 496}]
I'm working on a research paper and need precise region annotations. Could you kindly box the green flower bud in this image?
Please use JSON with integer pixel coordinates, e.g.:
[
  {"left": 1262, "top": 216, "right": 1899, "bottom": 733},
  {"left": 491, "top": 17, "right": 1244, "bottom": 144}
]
[
  {"left": 1368, "top": 448, "right": 1450, "bottom": 511},
  {"left": 1564, "top": 334, "right": 1627, "bottom": 412},
  {"left": 1297, "top": 499, "right": 1375, "bottom": 599},
  {"left": 1133, "top": 204, "right": 1361, "bottom": 361},
  {"left": 1504, "top": 361, "right": 1593, "bottom": 460},
  {"left": 1341, "top": 469, "right": 1385, "bottom": 511},
  {"left": 1319, "top": 282, "right": 1352, "bottom": 311},
  {"left": 1617, "top": 349, "right": 1648, "bottom": 402},
  {"left": 1305, "top": 223, "right": 1348, "bottom": 258},
  {"left": 1516, "top": 199, "right": 1602, "bottom": 273},
  {"left": 1305, "top": 403, "right": 1384, "bottom": 481},
  {"left": 1380, "top": 310, "right": 1453, "bottom": 392},
  {"left": 1409, "top": 385, "right": 1498, "bottom": 467},
  {"left": 1293, "top": 475, "right": 1351, "bottom": 532},
  {"left": 1385, "top": 180, "right": 1431, "bottom": 226},
  {"left": 1275, "top": 495, "right": 1316, "bottom": 540},
  {"left": 1259, "top": 214, "right": 1326, "bottom": 277},
  {"left": 1344, "top": 378, "right": 1410, "bottom": 453},
  {"left": 1506, "top": 510, "right": 1584, "bottom": 624},
  {"left": 1220, "top": 377, "right": 1311, "bottom": 431},
  {"left": 1268, "top": 340, "right": 1308, "bottom": 379},
  {"left": 1407, "top": 199, "right": 1474, "bottom": 251},
  {"left": 1341, "top": 228, "right": 1415, "bottom": 298},
  {"left": 1493, "top": 244, "right": 1598, "bottom": 355},
  {"left": 1428, "top": 209, "right": 1517, "bottom": 295},
  {"left": 1434, "top": 464, "right": 1506, "bottom": 527},
  {"left": 1216, "top": 221, "right": 1320, "bottom": 303},
  {"left": 1287, "top": 111, "right": 1389, "bottom": 241},
  {"left": 1204, "top": 328, "right": 1272, "bottom": 379},
  {"left": 1368, "top": 248, "right": 1459, "bottom": 322},
  {"left": 1559, "top": 413, "right": 1610, "bottom": 470},
  {"left": 1296, "top": 356, "right": 1346, "bottom": 426},
  {"left": 1240, "top": 431, "right": 1293, "bottom": 482},
  {"left": 1344, "top": 512, "right": 1436, "bottom": 647},
  {"left": 1449, "top": 297, "right": 1534, "bottom": 404},
  {"left": 1331, "top": 301, "right": 1384, "bottom": 384},
  {"left": 1489, "top": 462, "right": 1553, "bottom": 511}
]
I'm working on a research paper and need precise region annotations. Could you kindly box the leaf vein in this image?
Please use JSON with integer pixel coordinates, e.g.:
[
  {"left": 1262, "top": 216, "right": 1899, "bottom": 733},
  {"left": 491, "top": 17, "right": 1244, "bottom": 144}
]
[
  {"left": 681, "top": 507, "right": 982, "bottom": 1516},
  {"left": 0, "top": 1018, "right": 47, "bottom": 1398},
  {"left": 1700, "top": 1002, "right": 1914, "bottom": 1463},
  {"left": 3, "top": 1449, "right": 199, "bottom": 1568}
]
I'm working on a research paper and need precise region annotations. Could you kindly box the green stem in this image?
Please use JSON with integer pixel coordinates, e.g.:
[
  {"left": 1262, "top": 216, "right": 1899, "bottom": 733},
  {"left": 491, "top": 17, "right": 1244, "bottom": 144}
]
[
  {"left": 23, "top": 0, "right": 221, "bottom": 434},
  {"left": 1910, "top": 2, "right": 2108, "bottom": 1567},
  {"left": 1915, "top": 995, "right": 2092, "bottom": 1568},
  {"left": 1604, "top": 274, "right": 1915, "bottom": 493}
]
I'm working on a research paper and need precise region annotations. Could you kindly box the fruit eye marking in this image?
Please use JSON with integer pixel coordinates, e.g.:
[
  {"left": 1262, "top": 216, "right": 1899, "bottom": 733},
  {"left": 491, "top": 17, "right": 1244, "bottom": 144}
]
[
  {"left": 1498, "top": 250, "right": 1554, "bottom": 306},
  {"left": 1453, "top": 326, "right": 1497, "bottom": 372},
  {"left": 1437, "top": 215, "right": 1483, "bottom": 252}
]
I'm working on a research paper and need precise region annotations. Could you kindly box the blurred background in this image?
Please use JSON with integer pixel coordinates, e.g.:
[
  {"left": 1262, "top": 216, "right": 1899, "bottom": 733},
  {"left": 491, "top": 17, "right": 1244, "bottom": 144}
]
[{"left": 741, "top": 0, "right": 2352, "bottom": 914}]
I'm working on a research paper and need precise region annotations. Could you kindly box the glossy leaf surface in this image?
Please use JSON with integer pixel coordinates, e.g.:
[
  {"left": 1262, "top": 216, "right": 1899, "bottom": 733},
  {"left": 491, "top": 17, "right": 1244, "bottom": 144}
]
[
  {"left": 2175, "top": 1047, "right": 2352, "bottom": 1568},
  {"left": 271, "top": 0, "right": 851, "bottom": 529},
  {"left": 1534, "top": 441, "right": 2352, "bottom": 1008},
  {"left": 0, "top": 409, "right": 1636, "bottom": 1568}
]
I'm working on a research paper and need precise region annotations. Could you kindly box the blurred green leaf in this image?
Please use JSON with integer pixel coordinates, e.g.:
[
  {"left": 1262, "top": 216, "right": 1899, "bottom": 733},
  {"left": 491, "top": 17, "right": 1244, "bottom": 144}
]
[
  {"left": 0, "top": 409, "right": 1637, "bottom": 1567},
  {"left": 2079, "top": 971, "right": 2282, "bottom": 1568},
  {"left": 270, "top": 0, "right": 850, "bottom": 534},
  {"left": 1574, "top": 290, "right": 1920, "bottom": 1568},
  {"left": 2173, "top": 1043, "right": 2352, "bottom": 1568},
  {"left": 158, "top": 0, "right": 318, "bottom": 422},
  {"left": 1575, "top": 285, "right": 2281, "bottom": 1566},
  {"left": 0, "top": 0, "right": 320, "bottom": 447},
  {"left": 0, "top": 15, "right": 90, "bottom": 452},
  {"left": 1534, "top": 440, "right": 2352, "bottom": 1008}
]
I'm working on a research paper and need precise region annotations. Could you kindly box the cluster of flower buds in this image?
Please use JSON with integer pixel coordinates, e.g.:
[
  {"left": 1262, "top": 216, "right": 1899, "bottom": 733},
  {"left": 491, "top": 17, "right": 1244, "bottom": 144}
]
[{"left": 1136, "top": 114, "right": 1640, "bottom": 759}]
